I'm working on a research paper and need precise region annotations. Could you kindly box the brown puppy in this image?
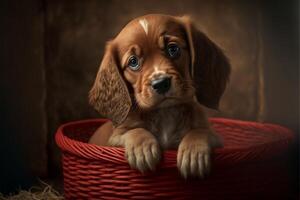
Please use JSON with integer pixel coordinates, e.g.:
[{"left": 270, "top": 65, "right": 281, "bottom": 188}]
[{"left": 89, "top": 14, "right": 230, "bottom": 178}]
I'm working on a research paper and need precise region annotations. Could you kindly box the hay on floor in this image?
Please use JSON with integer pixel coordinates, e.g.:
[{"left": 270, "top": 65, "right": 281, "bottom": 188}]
[{"left": 0, "top": 180, "right": 63, "bottom": 200}]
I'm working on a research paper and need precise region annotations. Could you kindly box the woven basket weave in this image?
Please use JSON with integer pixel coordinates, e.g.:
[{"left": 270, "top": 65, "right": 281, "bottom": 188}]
[{"left": 55, "top": 118, "right": 295, "bottom": 200}]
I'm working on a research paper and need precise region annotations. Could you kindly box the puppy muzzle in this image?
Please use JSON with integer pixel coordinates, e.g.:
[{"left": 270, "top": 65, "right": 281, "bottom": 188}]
[{"left": 151, "top": 76, "right": 171, "bottom": 94}]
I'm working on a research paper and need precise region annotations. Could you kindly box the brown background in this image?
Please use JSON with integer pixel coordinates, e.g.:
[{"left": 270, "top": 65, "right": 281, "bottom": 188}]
[{"left": 0, "top": 0, "right": 298, "bottom": 195}]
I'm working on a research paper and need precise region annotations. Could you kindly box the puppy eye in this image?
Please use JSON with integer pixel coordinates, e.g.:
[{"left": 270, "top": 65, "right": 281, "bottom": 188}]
[
  {"left": 127, "top": 55, "right": 140, "bottom": 71},
  {"left": 166, "top": 43, "right": 180, "bottom": 59}
]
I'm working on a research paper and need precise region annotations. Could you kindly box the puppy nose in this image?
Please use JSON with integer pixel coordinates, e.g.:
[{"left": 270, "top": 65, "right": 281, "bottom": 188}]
[{"left": 151, "top": 77, "right": 171, "bottom": 94}]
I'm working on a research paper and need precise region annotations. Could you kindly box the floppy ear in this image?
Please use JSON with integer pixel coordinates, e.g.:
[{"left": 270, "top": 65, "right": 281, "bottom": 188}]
[
  {"left": 89, "top": 43, "right": 132, "bottom": 125},
  {"left": 180, "top": 17, "right": 231, "bottom": 109}
]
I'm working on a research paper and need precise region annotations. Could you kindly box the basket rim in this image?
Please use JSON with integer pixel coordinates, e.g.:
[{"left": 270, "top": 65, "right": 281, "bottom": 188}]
[{"left": 55, "top": 118, "right": 295, "bottom": 167}]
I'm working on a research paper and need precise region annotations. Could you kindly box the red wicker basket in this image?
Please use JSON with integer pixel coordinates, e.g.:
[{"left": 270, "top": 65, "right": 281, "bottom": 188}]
[{"left": 55, "top": 118, "right": 295, "bottom": 200}]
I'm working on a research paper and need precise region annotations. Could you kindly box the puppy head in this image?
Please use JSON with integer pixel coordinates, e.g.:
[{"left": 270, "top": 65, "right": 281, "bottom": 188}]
[{"left": 89, "top": 14, "right": 230, "bottom": 125}]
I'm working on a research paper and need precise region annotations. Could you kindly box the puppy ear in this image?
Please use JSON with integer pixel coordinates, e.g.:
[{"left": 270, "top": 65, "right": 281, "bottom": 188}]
[
  {"left": 89, "top": 43, "right": 132, "bottom": 125},
  {"left": 180, "top": 16, "right": 231, "bottom": 109}
]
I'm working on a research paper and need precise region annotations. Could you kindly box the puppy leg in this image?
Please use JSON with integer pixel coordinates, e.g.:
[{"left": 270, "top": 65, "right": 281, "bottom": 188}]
[
  {"left": 109, "top": 128, "right": 161, "bottom": 172},
  {"left": 177, "top": 129, "right": 221, "bottom": 178},
  {"left": 88, "top": 121, "right": 113, "bottom": 145}
]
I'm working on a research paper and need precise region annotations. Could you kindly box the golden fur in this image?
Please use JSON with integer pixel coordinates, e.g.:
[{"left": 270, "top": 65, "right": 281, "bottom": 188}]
[{"left": 88, "top": 14, "right": 230, "bottom": 178}]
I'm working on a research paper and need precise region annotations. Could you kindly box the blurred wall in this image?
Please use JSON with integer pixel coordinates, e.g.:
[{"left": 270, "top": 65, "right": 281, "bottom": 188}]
[
  {"left": 0, "top": 0, "right": 47, "bottom": 193},
  {"left": 0, "top": 0, "right": 298, "bottom": 194}
]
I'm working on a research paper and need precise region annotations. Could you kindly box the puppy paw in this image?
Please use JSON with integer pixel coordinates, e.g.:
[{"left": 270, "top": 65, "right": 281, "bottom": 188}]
[
  {"left": 177, "top": 134, "right": 211, "bottom": 179},
  {"left": 124, "top": 133, "right": 161, "bottom": 172}
]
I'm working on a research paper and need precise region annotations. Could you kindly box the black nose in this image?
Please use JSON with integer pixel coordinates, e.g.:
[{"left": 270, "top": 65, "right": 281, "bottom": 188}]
[{"left": 151, "top": 77, "right": 171, "bottom": 94}]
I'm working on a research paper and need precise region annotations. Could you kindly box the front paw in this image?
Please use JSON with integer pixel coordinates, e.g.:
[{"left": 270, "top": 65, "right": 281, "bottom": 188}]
[
  {"left": 177, "top": 134, "right": 211, "bottom": 179},
  {"left": 124, "top": 134, "right": 161, "bottom": 173}
]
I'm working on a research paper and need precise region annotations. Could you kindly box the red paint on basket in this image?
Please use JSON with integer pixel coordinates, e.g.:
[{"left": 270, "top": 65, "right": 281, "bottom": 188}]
[{"left": 55, "top": 118, "right": 295, "bottom": 200}]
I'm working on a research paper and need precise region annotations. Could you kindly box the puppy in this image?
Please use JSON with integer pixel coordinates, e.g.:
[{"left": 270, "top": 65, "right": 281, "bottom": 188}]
[{"left": 89, "top": 14, "right": 230, "bottom": 178}]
